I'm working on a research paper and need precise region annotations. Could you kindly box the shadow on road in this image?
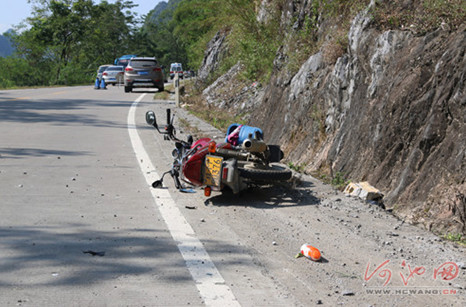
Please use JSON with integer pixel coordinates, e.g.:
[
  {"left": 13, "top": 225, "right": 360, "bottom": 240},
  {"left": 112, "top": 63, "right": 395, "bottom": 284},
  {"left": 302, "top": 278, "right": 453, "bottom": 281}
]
[
  {"left": 206, "top": 180, "right": 321, "bottom": 209},
  {"left": 0, "top": 224, "right": 253, "bottom": 287},
  {"left": 0, "top": 97, "right": 136, "bottom": 128},
  {"left": 0, "top": 148, "right": 91, "bottom": 159}
]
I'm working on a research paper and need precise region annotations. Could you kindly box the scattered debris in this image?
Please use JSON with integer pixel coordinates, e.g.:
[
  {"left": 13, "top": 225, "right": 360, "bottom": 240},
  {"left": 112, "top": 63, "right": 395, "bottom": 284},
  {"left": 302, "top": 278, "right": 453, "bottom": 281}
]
[
  {"left": 296, "top": 244, "right": 321, "bottom": 261},
  {"left": 342, "top": 290, "right": 355, "bottom": 296},
  {"left": 185, "top": 205, "right": 197, "bottom": 210},
  {"left": 83, "top": 250, "right": 105, "bottom": 257},
  {"left": 344, "top": 181, "right": 384, "bottom": 206}
]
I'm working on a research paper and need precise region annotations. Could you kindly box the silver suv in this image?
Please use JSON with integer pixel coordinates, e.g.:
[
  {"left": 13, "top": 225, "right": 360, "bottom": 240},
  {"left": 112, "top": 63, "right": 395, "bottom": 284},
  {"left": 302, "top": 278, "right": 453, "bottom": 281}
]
[{"left": 124, "top": 57, "right": 164, "bottom": 93}]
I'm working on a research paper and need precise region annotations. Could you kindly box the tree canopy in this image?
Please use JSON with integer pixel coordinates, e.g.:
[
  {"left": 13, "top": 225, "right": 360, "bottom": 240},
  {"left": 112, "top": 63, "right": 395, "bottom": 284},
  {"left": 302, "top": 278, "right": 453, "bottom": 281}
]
[
  {"left": 0, "top": 0, "right": 282, "bottom": 87},
  {"left": 2, "top": 0, "right": 138, "bottom": 87}
]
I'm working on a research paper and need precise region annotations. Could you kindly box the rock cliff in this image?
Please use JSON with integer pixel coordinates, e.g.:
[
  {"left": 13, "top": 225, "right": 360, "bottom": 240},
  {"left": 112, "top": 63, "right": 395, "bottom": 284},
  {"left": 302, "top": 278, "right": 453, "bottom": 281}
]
[{"left": 196, "top": 1, "right": 465, "bottom": 236}]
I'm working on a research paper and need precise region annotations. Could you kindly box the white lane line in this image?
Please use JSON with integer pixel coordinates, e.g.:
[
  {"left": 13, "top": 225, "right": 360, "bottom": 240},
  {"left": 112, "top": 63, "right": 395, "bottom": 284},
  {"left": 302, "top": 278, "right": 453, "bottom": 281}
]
[{"left": 127, "top": 94, "right": 240, "bottom": 307}]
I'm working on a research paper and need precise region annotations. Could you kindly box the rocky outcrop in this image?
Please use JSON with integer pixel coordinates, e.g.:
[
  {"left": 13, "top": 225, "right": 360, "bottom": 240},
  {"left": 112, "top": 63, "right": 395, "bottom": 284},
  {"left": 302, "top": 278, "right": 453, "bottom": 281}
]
[
  {"left": 197, "top": 30, "right": 229, "bottom": 86},
  {"left": 202, "top": 63, "right": 264, "bottom": 121},
  {"left": 198, "top": 1, "right": 466, "bottom": 236}
]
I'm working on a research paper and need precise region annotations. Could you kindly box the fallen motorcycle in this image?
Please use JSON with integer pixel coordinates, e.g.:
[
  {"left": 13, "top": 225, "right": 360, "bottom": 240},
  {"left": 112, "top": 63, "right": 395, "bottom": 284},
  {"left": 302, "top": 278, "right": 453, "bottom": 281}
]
[{"left": 145, "top": 108, "right": 292, "bottom": 196}]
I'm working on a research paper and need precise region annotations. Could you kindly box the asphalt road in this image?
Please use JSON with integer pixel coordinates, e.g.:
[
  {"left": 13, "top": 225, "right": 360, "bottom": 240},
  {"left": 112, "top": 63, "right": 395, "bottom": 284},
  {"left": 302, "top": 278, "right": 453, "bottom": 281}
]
[
  {"left": 1, "top": 85, "right": 464, "bottom": 307},
  {"left": 0, "top": 85, "right": 288, "bottom": 306}
]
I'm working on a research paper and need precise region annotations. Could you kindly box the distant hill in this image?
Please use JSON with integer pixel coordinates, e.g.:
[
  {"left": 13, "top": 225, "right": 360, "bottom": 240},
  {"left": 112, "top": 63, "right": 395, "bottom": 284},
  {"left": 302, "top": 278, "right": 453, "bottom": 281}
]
[
  {"left": 147, "top": 1, "right": 168, "bottom": 23},
  {"left": 0, "top": 31, "right": 14, "bottom": 57},
  {"left": 145, "top": 0, "right": 182, "bottom": 26}
]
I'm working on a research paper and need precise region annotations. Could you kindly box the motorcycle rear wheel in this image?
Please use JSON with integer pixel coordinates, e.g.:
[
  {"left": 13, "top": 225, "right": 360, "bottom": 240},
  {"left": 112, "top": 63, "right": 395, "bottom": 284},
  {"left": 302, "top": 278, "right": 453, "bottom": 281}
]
[{"left": 238, "top": 164, "right": 292, "bottom": 182}]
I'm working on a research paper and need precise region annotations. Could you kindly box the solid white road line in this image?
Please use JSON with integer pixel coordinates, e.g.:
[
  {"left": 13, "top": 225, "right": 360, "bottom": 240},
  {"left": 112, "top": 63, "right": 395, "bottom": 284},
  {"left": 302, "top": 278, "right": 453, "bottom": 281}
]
[{"left": 127, "top": 94, "right": 240, "bottom": 306}]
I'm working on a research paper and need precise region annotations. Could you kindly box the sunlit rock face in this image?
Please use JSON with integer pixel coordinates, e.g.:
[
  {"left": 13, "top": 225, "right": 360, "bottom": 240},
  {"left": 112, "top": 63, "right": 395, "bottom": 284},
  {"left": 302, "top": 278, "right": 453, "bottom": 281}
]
[{"left": 199, "top": 0, "right": 466, "bottom": 235}]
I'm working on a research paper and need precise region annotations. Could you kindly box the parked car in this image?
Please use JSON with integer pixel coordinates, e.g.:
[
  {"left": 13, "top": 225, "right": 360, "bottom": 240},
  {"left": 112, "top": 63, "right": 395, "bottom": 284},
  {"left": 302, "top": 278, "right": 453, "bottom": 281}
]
[
  {"left": 96, "top": 64, "right": 112, "bottom": 80},
  {"left": 102, "top": 65, "right": 124, "bottom": 85},
  {"left": 124, "top": 57, "right": 165, "bottom": 93},
  {"left": 169, "top": 63, "right": 183, "bottom": 79}
]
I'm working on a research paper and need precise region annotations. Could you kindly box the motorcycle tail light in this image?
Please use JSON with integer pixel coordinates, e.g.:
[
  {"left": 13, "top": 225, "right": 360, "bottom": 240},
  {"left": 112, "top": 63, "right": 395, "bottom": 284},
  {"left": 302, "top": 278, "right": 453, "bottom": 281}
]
[
  {"left": 204, "top": 186, "right": 212, "bottom": 197},
  {"left": 222, "top": 167, "right": 228, "bottom": 180},
  {"left": 208, "top": 141, "right": 216, "bottom": 153}
]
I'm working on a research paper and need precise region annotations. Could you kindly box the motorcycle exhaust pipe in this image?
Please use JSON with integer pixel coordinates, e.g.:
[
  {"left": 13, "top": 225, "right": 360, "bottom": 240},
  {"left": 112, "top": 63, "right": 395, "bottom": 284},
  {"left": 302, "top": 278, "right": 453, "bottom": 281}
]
[
  {"left": 242, "top": 138, "right": 267, "bottom": 153},
  {"left": 216, "top": 148, "right": 261, "bottom": 162}
]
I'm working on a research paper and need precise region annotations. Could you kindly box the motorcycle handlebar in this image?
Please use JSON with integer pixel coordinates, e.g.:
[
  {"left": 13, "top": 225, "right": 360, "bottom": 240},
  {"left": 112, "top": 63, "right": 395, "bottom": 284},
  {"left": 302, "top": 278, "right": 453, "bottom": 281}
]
[{"left": 147, "top": 108, "right": 191, "bottom": 147}]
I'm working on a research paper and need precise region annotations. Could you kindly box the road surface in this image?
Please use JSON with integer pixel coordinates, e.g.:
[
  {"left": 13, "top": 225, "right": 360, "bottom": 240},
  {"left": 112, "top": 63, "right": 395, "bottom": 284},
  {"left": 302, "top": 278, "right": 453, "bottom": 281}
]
[{"left": 0, "top": 85, "right": 464, "bottom": 306}]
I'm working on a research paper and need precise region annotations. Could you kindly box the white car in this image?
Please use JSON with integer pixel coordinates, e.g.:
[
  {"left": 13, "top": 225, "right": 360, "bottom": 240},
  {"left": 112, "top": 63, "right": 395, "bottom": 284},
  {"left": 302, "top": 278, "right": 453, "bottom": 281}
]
[
  {"left": 170, "top": 63, "right": 183, "bottom": 79},
  {"left": 96, "top": 64, "right": 112, "bottom": 80},
  {"left": 102, "top": 66, "right": 124, "bottom": 85}
]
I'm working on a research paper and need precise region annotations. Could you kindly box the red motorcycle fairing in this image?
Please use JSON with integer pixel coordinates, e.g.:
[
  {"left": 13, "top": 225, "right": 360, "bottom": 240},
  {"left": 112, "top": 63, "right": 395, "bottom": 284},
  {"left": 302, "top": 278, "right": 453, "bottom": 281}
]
[
  {"left": 191, "top": 137, "right": 212, "bottom": 149},
  {"left": 182, "top": 139, "right": 232, "bottom": 186}
]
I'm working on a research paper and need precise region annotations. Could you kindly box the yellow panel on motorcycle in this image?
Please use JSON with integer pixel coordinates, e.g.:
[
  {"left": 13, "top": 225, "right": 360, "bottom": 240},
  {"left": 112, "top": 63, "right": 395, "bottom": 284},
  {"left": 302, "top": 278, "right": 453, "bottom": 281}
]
[{"left": 204, "top": 155, "right": 223, "bottom": 187}]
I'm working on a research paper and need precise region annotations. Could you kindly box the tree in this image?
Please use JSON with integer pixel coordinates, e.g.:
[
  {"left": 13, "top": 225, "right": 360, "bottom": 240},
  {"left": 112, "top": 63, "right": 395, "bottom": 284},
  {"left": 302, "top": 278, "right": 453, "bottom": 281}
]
[
  {"left": 6, "top": 0, "right": 137, "bottom": 86},
  {"left": 172, "top": 0, "right": 223, "bottom": 69}
]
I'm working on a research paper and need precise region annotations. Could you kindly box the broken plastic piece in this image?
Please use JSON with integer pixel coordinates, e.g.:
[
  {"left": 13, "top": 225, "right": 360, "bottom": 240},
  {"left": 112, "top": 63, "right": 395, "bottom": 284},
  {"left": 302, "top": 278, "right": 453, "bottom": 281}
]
[{"left": 297, "top": 244, "right": 321, "bottom": 261}]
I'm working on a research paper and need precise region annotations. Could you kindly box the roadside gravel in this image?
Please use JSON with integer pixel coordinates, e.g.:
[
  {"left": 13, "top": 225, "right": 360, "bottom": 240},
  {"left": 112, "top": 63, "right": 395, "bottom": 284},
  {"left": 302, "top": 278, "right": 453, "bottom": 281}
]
[{"left": 150, "top": 101, "right": 465, "bottom": 306}]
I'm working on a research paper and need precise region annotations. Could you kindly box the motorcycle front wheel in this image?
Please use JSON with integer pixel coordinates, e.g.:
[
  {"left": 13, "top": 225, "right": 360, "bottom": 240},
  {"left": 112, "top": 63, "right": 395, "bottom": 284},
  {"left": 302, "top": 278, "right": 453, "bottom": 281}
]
[{"left": 238, "top": 164, "right": 292, "bottom": 182}]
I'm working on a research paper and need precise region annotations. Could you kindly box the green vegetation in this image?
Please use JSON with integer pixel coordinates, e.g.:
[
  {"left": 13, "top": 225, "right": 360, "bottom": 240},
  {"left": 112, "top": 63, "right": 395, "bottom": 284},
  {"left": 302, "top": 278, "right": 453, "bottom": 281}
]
[
  {"left": 286, "top": 0, "right": 370, "bottom": 72},
  {"left": 372, "top": 0, "right": 465, "bottom": 33},
  {"left": 1, "top": 0, "right": 463, "bottom": 89},
  {"left": 1, "top": 0, "right": 137, "bottom": 88},
  {"left": 443, "top": 233, "right": 466, "bottom": 246},
  {"left": 179, "top": 78, "right": 248, "bottom": 132},
  {"left": 134, "top": 0, "right": 186, "bottom": 67},
  {"left": 331, "top": 172, "right": 349, "bottom": 190},
  {"left": 288, "top": 162, "right": 307, "bottom": 173},
  {"left": 169, "top": 0, "right": 282, "bottom": 82},
  {"left": 152, "top": 86, "right": 173, "bottom": 101},
  {"left": 171, "top": 0, "right": 222, "bottom": 70},
  {"left": 188, "top": 104, "right": 247, "bottom": 132},
  {"left": 313, "top": 170, "right": 349, "bottom": 191}
]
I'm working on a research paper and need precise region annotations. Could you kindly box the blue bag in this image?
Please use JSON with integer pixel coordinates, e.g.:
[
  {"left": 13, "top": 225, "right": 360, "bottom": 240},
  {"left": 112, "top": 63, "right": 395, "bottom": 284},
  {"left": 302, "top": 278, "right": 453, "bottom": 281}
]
[{"left": 225, "top": 123, "right": 263, "bottom": 145}]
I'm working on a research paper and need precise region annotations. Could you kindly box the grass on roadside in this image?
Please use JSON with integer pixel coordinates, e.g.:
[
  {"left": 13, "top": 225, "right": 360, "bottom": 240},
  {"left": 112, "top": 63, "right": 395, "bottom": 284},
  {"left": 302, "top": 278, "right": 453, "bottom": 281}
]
[
  {"left": 187, "top": 103, "right": 248, "bottom": 132},
  {"left": 288, "top": 162, "right": 307, "bottom": 173},
  {"left": 312, "top": 169, "right": 350, "bottom": 191},
  {"left": 152, "top": 83, "right": 175, "bottom": 100},
  {"left": 443, "top": 233, "right": 466, "bottom": 246},
  {"left": 181, "top": 80, "right": 248, "bottom": 132}
]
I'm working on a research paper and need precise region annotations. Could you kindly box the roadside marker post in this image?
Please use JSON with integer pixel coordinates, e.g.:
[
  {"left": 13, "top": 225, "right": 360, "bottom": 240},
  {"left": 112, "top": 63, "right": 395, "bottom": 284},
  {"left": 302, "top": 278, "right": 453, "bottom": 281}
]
[{"left": 174, "top": 73, "right": 180, "bottom": 108}]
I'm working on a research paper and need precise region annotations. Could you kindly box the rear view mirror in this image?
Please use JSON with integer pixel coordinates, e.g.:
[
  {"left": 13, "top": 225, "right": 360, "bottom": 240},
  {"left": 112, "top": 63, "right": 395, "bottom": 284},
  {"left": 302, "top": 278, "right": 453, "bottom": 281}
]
[{"left": 146, "top": 111, "right": 157, "bottom": 128}]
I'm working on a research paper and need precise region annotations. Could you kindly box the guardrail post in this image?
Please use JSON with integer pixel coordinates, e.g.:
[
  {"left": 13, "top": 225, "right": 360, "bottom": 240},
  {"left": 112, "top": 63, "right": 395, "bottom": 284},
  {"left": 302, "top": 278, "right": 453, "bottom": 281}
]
[{"left": 174, "top": 73, "right": 180, "bottom": 108}]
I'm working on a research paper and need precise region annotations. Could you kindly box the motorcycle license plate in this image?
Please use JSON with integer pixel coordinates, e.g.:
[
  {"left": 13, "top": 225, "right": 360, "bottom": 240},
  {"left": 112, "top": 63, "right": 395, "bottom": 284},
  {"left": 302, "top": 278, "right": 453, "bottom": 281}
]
[{"left": 204, "top": 155, "right": 223, "bottom": 187}]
